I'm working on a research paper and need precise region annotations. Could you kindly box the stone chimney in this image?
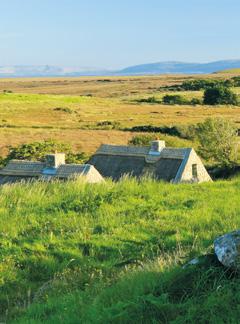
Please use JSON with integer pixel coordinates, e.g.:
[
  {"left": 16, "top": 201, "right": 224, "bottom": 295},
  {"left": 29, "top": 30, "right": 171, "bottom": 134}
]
[
  {"left": 149, "top": 140, "right": 165, "bottom": 155},
  {"left": 45, "top": 153, "right": 65, "bottom": 168}
]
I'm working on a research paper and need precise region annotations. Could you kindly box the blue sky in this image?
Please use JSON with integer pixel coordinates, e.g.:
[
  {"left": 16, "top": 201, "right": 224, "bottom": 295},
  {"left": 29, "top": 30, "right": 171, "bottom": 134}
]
[{"left": 1, "top": 0, "right": 240, "bottom": 68}]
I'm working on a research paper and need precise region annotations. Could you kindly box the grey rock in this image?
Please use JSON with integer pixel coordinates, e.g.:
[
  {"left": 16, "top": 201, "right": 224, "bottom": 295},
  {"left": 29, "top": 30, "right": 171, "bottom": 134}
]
[
  {"left": 183, "top": 254, "right": 220, "bottom": 269},
  {"left": 214, "top": 230, "right": 240, "bottom": 269},
  {"left": 183, "top": 257, "right": 200, "bottom": 269}
]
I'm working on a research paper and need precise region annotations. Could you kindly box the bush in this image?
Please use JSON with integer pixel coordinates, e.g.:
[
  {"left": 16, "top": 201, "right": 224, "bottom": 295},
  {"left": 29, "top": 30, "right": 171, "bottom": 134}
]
[
  {"left": 190, "top": 98, "right": 202, "bottom": 105},
  {"left": 96, "top": 120, "right": 120, "bottom": 129},
  {"left": 128, "top": 133, "right": 194, "bottom": 148},
  {"left": 181, "top": 79, "right": 230, "bottom": 91},
  {"left": 129, "top": 134, "right": 157, "bottom": 146},
  {"left": 128, "top": 125, "right": 196, "bottom": 140},
  {"left": 162, "top": 95, "right": 187, "bottom": 105},
  {"left": 203, "top": 86, "right": 238, "bottom": 105},
  {"left": 160, "top": 77, "right": 240, "bottom": 93},
  {"left": 231, "top": 77, "right": 240, "bottom": 87},
  {"left": 3, "top": 90, "right": 13, "bottom": 94},
  {"left": 5, "top": 140, "right": 88, "bottom": 165},
  {"left": 136, "top": 97, "right": 161, "bottom": 104},
  {"left": 195, "top": 118, "right": 238, "bottom": 166},
  {"left": 129, "top": 125, "right": 181, "bottom": 137}
]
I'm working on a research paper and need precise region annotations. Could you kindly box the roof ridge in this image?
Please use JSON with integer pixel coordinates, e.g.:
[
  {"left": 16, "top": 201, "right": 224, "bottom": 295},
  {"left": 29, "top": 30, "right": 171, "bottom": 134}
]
[
  {"left": 10, "top": 159, "right": 45, "bottom": 164},
  {"left": 98, "top": 144, "right": 193, "bottom": 150},
  {"left": 96, "top": 144, "right": 191, "bottom": 159}
]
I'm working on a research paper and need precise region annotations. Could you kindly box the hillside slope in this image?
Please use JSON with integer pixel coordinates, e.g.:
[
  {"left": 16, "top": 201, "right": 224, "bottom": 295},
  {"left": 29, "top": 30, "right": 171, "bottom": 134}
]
[
  {"left": 0, "top": 178, "right": 240, "bottom": 322},
  {"left": 119, "top": 60, "right": 240, "bottom": 75}
]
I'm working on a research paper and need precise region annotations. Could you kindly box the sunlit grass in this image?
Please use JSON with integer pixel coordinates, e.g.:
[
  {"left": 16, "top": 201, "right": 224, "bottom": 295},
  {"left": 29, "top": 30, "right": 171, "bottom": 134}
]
[
  {"left": 0, "top": 89, "right": 240, "bottom": 157},
  {"left": 0, "top": 177, "right": 240, "bottom": 322}
]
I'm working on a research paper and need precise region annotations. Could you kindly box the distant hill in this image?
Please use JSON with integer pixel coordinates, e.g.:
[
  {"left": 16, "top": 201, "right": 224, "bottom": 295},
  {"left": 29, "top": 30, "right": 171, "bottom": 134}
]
[
  {"left": 118, "top": 60, "right": 240, "bottom": 75},
  {"left": 1, "top": 60, "right": 240, "bottom": 77},
  {"left": 0, "top": 65, "right": 110, "bottom": 78},
  {"left": 0, "top": 65, "right": 63, "bottom": 77}
]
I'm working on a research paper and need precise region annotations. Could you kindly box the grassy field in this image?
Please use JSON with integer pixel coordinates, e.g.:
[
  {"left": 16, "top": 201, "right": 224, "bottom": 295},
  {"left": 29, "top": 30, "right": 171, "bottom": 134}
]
[
  {"left": 0, "top": 73, "right": 240, "bottom": 156},
  {"left": 0, "top": 73, "right": 239, "bottom": 97},
  {"left": 1, "top": 74, "right": 240, "bottom": 322},
  {"left": 0, "top": 177, "right": 240, "bottom": 323}
]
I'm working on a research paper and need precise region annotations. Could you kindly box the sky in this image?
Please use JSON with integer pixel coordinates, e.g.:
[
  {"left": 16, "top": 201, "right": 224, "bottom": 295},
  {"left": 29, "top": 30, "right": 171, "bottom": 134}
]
[{"left": 1, "top": 0, "right": 240, "bottom": 69}]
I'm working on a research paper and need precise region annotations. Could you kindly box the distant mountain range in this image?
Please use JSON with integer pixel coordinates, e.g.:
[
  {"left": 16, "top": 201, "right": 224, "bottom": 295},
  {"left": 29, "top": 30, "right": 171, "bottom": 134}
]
[
  {"left": 119, "top": 60, "right": 240, "bottom": 75},
  {"left": 1, "top": 60, "right": 240, "bottom": 77}
]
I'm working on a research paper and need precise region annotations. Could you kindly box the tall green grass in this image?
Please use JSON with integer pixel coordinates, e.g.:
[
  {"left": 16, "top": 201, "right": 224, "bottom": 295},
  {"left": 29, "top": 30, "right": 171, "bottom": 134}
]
[{"left": 0, "top": 177, "right": 240, "bottom": 322}]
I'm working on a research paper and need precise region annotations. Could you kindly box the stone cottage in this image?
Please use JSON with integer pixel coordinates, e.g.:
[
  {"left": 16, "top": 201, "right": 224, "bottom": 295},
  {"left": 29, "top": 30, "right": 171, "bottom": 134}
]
[
  {"left": 88, "top": 140, "right": 212, "bottom": 183},
  {"left": 0, "top": 153, "right": 104, "bottom": 185}
]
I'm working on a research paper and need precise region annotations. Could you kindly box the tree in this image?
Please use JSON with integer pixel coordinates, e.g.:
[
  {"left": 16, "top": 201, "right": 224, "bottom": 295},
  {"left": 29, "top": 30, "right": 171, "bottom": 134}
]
[
  {"left": 203, "top": 86, "right": 238, "bottom": 105},
  {"left": 196, "top": 118, "right": 238, "bottom": 166}
]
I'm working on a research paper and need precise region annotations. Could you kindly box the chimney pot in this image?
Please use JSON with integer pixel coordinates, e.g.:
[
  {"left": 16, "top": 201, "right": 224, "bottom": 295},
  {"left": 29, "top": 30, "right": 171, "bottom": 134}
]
[
  {"left": 150, "top": 140, "right": 165, "bottom": 154},
  {"left": 45, "top": 153, "right": 65, "bottom": 168}
]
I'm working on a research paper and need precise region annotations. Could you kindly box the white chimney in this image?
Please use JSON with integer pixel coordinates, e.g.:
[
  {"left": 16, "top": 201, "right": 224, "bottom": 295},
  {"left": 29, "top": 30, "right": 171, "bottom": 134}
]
[
  {"left": 45, "top": 153, "right": 65, "bottom": 168},
  {"left": 149, "top": 140, "right": 165, "bottom": 155}
]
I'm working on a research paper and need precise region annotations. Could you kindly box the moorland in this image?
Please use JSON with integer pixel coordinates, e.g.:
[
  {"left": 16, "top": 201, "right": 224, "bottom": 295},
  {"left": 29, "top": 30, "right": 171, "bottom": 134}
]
[
  {"left": 0, "top": 72, "right": 240, "bottom": 157},
  {"left": 1, "top": 71, "right": 240, "bottom": 323}
]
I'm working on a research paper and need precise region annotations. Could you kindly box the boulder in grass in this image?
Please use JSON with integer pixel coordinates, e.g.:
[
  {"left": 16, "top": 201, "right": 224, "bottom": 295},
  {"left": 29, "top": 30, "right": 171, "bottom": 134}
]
[
  {"left": 214, "top": 230, "right": 240, "bottom": 270},
  {"left": 183, "top": 254, "right": 220, "bottom": 269}
]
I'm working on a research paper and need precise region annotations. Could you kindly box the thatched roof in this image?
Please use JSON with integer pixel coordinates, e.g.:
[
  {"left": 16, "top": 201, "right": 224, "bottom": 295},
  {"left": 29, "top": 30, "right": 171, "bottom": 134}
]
[
  {"left": 0, "top": 161, "right": 45, "bottom": 177},
  {"left": 89, "top": 153, "right": 183, "bottom": 181},
  {"left": 0, "top": 158, "right": 104, "bottom": 185},
  {"left": 88, "top": 142, "right": 204, "bottom": 183}
]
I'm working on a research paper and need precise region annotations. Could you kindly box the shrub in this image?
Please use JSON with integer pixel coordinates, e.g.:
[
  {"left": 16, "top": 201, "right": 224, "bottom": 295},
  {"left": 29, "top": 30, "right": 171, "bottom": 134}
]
[
  {"left": 162, "top": 95, "right": 187, "bottom": 105},
  {"left": 190, "top": 98, "right": 202, "bottom": 105},
  {"left": 128, "top": 125, "right": 196, "bottom": 140},
  {"left": 128, "top": 133, "right": 194, "bottom": 147},
  {"left": 181, "top": 79, "right": 229, "bottom": 91},
  {"left": 195, "top": 118, "right": 238, "bottom": 166},
  {"left": 3, "top": 90, "right": 13, "bottom": 94},
  {"left": 129, "top": 134, "right": 157, "bottom": 146},
  {"left": 96, "top": 120, "right": 120, "bottom": 129},
  {"left": 5, "top": 140, "right": 88, "bottom": 164},
  {"left": 161, "top": 78, "right": 239, "bottom": 93},
  {"left": 203, "top": 86, "right": 238, "bottom": 105},
  {"left": 137, "top": 97, "right": 161, "bottom": 104},
  {"left": 129, "top": 125, "right": 181, "bottom": 137},
  {"left": 231, "top": 77, "right": 240, "bottom": 87}
]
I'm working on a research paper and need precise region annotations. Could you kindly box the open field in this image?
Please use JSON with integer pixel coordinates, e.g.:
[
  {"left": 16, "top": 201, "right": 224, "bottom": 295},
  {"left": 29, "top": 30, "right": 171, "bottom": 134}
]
[
  {"left": 0, "top": 177, "right": 240, "bottom": 322},
  {"left": 1, "top": 74, "right": 240, "bottom": 322},
  {"left": 0, "top": 73, "right": 240, "bottom": 97},
  {"left": 0, "top": 75, "right": 190, "bottom": 97},
  {"left": 0, "top": 73, "right": 240, "bottom": 156}
]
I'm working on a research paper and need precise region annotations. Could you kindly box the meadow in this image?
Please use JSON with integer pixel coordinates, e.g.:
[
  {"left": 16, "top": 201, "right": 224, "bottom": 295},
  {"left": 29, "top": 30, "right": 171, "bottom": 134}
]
[
  {"left": 1, "top": 72, "right": 240, "bottom": 323},
  {"left": 0, "top": 177, "right": 240, "bottom": 323},
  {"left": 0, "top": 73, "right": 240, "bottom": 157}
]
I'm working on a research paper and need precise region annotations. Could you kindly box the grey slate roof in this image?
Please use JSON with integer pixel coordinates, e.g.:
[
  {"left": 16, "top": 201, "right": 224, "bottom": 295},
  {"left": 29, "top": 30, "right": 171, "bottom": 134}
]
[
  {"left": 0, "top": 160, "right": 103, "bottom": 185},
  {"left": 88, "top": 144, "right": 190, "bottom": 182}
]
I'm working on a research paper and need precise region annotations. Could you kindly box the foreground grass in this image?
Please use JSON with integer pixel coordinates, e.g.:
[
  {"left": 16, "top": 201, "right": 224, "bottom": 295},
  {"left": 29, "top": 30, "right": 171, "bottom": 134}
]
[{"left": 0, "top": 177, "right": 240, "bottom": 322}]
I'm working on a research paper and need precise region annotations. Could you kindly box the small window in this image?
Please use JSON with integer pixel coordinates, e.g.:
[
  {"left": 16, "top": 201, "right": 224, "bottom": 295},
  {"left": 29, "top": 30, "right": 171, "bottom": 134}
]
[{"left": 192, "top": 164, "right": 198, "bottom": 178}]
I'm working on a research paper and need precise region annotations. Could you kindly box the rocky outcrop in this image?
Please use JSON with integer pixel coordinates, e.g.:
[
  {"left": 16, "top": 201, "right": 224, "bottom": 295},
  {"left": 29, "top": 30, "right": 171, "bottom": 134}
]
[{"left": 214, "top": 230, "right": 240, "bottom": 270}]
